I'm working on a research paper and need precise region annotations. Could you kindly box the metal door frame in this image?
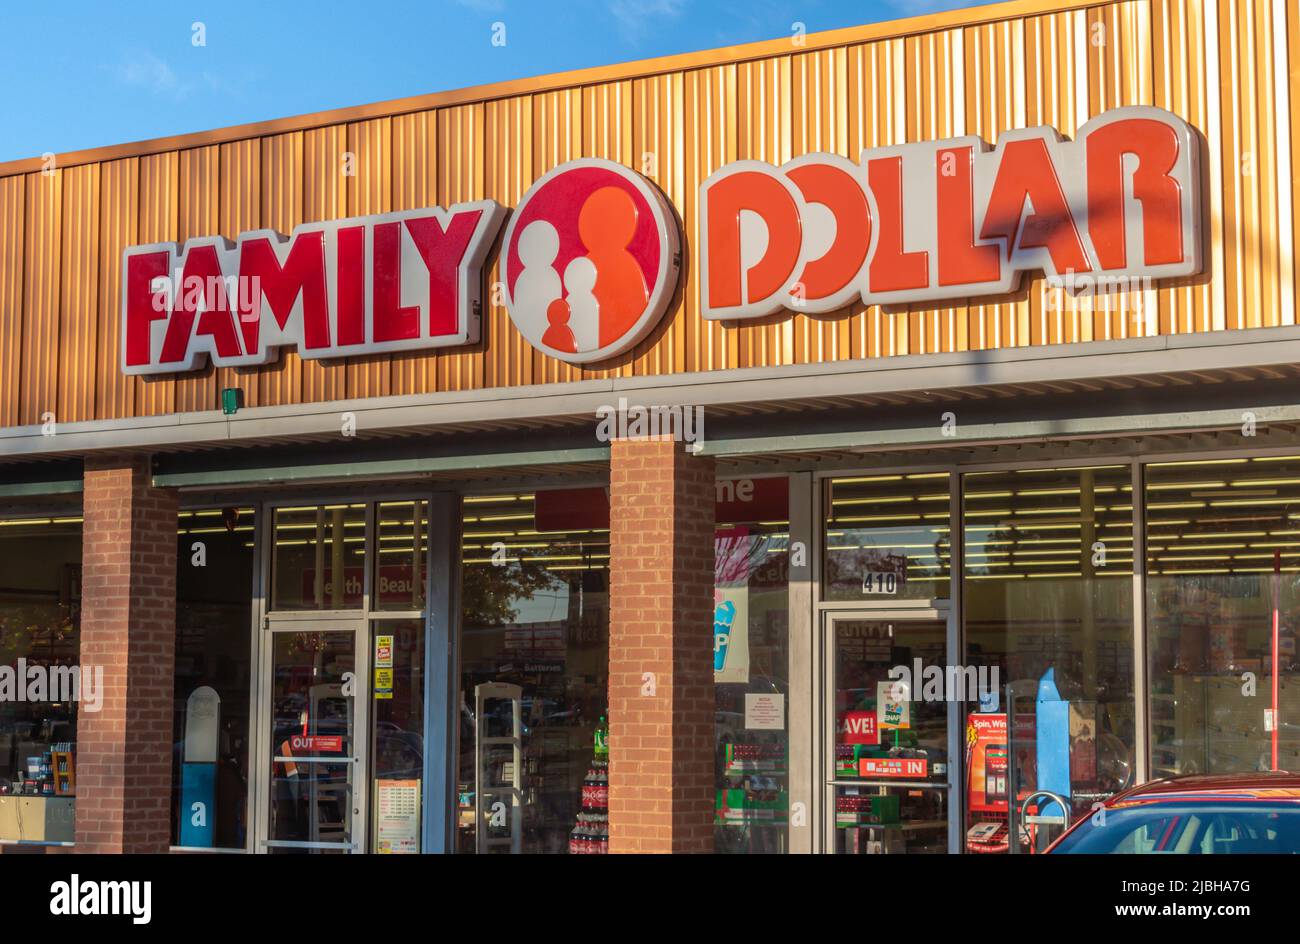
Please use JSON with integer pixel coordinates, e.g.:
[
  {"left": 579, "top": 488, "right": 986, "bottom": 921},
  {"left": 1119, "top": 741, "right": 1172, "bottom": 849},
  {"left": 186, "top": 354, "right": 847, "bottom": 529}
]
[
  {"left": 254, "top": 613, "right": 371, "bottom": 853},
  {"left": 818, "top": 606, "right": 960, "bottom": 854}
]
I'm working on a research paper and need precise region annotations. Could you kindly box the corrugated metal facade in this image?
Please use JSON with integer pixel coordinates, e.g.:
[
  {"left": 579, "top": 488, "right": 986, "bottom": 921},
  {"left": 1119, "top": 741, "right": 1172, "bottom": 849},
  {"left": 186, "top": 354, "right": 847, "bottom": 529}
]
[{"left": 0, "top": 0, "right": 1294, "bottom": 426}]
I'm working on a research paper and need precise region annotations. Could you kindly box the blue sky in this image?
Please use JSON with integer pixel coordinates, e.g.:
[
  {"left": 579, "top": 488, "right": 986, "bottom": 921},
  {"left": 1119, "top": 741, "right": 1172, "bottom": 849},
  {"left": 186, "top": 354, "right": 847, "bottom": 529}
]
[{"left": 0, "top": 0, "right": 1000, "bottom": 164}]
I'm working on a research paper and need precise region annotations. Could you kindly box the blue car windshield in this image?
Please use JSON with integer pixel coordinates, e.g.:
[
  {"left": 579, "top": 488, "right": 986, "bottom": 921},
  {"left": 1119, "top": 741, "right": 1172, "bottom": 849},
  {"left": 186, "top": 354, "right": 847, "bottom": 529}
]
[{"left": 1051, "top": 802, "right": 1300, "bottom": 854}]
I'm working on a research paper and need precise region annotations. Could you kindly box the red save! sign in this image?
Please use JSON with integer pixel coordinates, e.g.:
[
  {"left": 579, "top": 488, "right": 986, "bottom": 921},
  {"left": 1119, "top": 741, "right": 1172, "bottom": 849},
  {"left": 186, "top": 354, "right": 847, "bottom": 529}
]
[{"left": 838, "top": 710, "right": 879, "bottom": 746}]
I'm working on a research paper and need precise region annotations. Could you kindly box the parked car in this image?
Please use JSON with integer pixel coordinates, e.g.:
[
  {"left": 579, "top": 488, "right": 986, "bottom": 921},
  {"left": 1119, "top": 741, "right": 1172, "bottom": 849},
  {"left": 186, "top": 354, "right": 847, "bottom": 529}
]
[{"left": 1046, "top": 771, "right": 1300, "bottom": 854}]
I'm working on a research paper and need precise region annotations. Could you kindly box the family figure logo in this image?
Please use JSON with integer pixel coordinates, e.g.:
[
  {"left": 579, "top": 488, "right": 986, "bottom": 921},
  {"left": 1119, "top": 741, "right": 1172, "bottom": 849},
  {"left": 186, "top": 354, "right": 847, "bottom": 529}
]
[{"left": 502, "top": 158, "right": 680, "bottom": 364}]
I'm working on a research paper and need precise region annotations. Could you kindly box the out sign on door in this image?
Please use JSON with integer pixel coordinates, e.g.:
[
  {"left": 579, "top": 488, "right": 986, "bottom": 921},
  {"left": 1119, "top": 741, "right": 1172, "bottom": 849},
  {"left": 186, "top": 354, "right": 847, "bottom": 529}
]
[{"left": 289, "top": 735, "right": 344, "bottom": 753}]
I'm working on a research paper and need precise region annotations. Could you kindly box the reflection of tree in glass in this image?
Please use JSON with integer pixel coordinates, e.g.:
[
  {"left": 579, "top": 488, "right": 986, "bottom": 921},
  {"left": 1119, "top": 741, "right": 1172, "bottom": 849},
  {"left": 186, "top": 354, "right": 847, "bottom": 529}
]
[
  {"left": 967, "top": 524, "right": 1012, "bottom": 576},
  {"left": 287, "top": 632, "right": 327, "bottom": 655},
  {"left": 0, "top": 603, "right": 76, "bottom": 663},
  {"left": 931, "top": 531, "right": 951, "bottom": 577},
  {"left": 461, "top": 555, "right": 564, "bottom": 627},
  {"left": 715, "top": 534, "right": 784, "bottom": 588}
]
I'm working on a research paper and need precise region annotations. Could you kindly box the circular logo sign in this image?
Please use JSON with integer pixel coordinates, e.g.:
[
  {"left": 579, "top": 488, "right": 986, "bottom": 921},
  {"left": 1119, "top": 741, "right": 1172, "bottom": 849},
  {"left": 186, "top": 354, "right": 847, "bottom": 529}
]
[{"left": 502, "top": 158, "right": 680, "bottom": 364}]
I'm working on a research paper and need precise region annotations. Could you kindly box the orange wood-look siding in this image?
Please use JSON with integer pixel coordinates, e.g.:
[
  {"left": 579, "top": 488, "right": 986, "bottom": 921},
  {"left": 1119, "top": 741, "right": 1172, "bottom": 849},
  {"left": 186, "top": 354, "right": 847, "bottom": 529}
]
[{"left": 0, "top": 0, "right": 1295, "bottom": 425}]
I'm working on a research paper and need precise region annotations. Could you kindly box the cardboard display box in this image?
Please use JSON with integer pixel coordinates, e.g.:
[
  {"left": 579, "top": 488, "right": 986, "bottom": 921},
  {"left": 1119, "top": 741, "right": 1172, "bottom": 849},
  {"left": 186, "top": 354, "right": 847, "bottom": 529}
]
[{"left": 0, "top": 796, "right": 75, "bottom": 843}]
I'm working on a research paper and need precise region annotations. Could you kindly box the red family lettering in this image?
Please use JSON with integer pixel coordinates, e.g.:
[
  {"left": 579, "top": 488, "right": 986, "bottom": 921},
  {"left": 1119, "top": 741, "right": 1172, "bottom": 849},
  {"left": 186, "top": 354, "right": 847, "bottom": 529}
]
[
  {"left": 121, "top": 201, "right": 506, "bottom": 375},
  {"left": 700, "top": 105, "right": 1202, "bottom": 319}
]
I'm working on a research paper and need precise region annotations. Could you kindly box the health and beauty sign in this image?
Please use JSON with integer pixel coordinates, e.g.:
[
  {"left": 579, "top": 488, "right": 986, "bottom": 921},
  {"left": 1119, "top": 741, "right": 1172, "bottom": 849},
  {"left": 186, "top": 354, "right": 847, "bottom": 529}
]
[{"left": 122, "top": 107, "right": 1200, "bottom": 375}]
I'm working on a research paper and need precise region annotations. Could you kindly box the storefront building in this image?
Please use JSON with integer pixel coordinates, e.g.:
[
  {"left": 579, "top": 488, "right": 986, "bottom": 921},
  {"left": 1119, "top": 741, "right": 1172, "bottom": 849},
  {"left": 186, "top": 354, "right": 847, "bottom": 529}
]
[{"left": 0, "top": 0, "right": 1297, "bottom": 854}]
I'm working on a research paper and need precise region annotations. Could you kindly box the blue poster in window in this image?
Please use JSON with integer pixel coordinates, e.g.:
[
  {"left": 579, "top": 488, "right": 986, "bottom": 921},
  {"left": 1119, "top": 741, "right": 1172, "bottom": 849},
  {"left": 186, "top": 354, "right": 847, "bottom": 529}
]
[{"left": 179, "top": 762, "right": 215, "bottom": 847}]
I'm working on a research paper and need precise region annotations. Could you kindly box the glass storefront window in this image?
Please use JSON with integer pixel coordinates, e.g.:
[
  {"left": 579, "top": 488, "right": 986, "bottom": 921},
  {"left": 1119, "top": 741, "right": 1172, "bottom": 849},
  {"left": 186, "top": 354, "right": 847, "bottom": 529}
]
[
  {"left": 369, "top": 619, "right": 425, "bottom": 853},
  {"left": 172, "top": 507, "right": 255, "bottom": 849},
  {"left": 374, "top": 501, "right": 428, "bottom": 611},
  {"left": 1146, "top": 455, "right": 1300, "bottom": 776},
  {"left": 823, "top": 473, "right": 951, "bottom": 600},
  {"left": 458, "top": 489, "right": 609, "bottom": 854},
  {"left": 271, "top": 504, "right": 367, "bottom": 610},
  {"left": 963, "top": 465, "right": 1135, "bottom": 853},
  {"left": 0, "top": 515, "right": 81, "bottom": 843},
  {"left": 714, "top": 477, "right": 789, "bottom": 853}
]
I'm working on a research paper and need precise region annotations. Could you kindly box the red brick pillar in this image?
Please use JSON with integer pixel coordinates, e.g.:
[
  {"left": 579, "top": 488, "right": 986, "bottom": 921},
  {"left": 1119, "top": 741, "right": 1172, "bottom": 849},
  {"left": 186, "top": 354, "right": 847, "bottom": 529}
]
[
  {"left": 77, "top": 455, "right": 177, "bottom": 853},
  {"left": 608, "top": 438, "right": 715, "bottom": 853}
]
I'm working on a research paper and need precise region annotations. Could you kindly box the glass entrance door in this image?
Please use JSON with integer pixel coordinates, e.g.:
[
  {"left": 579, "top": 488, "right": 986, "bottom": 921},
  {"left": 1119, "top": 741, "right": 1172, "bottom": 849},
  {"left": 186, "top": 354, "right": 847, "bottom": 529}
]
[
  {"left": 257, "top": 620, "right": 369, "bottom": 853},
  {"left": 823, "top": 611, "right": 957, "bottom": 853}
]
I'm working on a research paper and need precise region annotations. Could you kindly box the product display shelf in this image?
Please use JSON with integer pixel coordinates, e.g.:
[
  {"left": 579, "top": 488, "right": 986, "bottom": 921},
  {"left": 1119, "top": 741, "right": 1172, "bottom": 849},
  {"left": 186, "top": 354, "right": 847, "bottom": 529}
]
[
  {"left": 51, "top": 751, "right": 74, "bottom": 796},
  {"left": 716, "top": 742, "right": 789, "bottom": 828}
]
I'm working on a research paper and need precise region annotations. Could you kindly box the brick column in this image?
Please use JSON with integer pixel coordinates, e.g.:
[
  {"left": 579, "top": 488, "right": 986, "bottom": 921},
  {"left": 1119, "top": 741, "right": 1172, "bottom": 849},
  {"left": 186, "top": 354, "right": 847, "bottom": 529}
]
[
  {"left": 608, "top": 437, "right": 715, "bottom": 853},
  {"left": 76, "top": 455, "right": 177, "bottom": 853}
]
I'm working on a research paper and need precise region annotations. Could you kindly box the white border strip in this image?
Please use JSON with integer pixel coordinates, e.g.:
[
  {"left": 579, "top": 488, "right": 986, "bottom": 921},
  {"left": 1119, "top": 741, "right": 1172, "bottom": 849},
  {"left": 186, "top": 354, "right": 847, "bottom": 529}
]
[{"left": 1273, "top": 0, "right": 1296, "bottom": 326}]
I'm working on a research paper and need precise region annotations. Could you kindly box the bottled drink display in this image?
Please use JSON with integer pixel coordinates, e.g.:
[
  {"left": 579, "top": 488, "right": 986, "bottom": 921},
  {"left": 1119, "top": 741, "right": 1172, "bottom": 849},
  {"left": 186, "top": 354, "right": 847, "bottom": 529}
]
[{"left": 569, "top": 717, "right": 609, "bottom": 854}]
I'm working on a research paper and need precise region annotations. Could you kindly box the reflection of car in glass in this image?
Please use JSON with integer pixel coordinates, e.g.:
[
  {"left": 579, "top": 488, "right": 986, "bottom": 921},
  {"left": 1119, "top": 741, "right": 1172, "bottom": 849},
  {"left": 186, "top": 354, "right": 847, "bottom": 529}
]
[
  {"left": 372, "top": 723, "right": 423, "bottom": 780},
  {"left": 274, "top": 693, "right": 308, "bottom": 730},
  {"left": 463, "top": 692, "right": 589, "bottom": 741},
  {"left": 1046, "top": 772, "right": 1300, "bottom": 854}
]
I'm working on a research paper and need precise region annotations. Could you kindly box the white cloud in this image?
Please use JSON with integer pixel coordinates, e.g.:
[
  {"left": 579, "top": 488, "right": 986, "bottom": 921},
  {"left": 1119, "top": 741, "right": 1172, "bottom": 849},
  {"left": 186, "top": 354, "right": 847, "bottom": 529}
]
[
  {"left": 107, "top": 49, "right": 256, "bottom": 103},
  {"left": 608, "top": 0, "right": 686, "bottom": 42},
  {"left": 111, "top": 49, "right": 189, "bottom": 100}
]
